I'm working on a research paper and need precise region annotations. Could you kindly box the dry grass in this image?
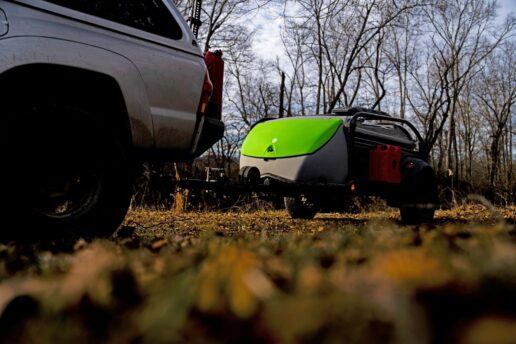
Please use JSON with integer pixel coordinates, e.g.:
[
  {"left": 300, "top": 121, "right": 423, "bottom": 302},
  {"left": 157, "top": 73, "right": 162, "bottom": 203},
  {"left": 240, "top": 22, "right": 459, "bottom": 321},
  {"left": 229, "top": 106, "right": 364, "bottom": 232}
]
[{"left": 0, "top": 205, "right": 514, "bottom": 343}]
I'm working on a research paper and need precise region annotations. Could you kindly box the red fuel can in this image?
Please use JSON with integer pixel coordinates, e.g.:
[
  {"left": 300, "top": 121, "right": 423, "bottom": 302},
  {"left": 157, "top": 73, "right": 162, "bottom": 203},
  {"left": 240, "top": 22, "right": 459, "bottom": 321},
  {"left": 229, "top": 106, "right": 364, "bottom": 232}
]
[{"left": 368, "top": 144, "right": 401, "bottom": 183}]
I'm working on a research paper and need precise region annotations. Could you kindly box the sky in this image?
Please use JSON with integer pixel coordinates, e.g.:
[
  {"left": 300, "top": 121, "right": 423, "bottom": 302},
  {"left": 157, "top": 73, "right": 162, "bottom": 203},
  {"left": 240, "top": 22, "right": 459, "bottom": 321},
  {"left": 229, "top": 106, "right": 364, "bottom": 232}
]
[
  {"left": 498, "top": 0, "right": 516, "bottom": 18},
  {"left": 251, "top": 0, "right": 516, "bottom": 63},
  {"left": 251, "top": 3, "right": 293, "bottom": 64}
]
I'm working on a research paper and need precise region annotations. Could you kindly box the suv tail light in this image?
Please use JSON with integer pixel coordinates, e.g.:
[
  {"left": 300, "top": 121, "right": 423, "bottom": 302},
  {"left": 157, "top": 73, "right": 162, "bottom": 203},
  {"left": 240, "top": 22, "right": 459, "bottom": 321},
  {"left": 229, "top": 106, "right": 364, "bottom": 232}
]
[
  {"left": 198, "top": 71, "right": 213, "bottom": 114},
  {"left": 204, "top": 50, "right": 224, "bottom": 120}
]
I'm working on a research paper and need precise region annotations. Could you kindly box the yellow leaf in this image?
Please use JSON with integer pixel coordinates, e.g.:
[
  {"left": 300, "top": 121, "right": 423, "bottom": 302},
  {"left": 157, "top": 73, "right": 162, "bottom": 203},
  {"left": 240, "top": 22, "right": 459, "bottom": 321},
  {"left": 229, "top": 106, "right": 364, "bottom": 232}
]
[
  {"left": 373, "top": 249, "right": 452, "bottom": 288},
  {"left": 229, "top": 275, "right": 257, "bottom": 318},
  {"left": 461, "top": 317, "right": 516, "bottom": 344}
]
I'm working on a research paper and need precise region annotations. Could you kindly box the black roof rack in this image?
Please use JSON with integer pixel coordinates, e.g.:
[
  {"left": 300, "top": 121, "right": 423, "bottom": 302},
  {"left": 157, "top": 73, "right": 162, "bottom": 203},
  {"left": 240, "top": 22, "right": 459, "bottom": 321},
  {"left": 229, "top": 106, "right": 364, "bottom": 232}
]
[{"left": 332, "top": 107, "right": 391, "bottom": 117}]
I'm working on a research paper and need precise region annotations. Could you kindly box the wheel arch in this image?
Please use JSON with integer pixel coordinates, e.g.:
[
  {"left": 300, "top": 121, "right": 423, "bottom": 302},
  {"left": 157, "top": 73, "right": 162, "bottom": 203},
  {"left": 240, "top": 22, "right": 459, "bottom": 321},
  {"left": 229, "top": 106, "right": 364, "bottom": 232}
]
[
  {"left": 0, "top": 36, "right": 155, "bottom": 148},
  {"left": 0, "top": 63, "right": 135, "bottom": 148}
]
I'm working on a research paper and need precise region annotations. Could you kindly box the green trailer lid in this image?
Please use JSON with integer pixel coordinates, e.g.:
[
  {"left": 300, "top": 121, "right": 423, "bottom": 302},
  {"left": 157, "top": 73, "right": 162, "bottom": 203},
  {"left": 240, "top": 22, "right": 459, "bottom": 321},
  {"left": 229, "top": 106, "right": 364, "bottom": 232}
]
[{"left": 241, "top": 118, "right": 343, "bottom": 158}]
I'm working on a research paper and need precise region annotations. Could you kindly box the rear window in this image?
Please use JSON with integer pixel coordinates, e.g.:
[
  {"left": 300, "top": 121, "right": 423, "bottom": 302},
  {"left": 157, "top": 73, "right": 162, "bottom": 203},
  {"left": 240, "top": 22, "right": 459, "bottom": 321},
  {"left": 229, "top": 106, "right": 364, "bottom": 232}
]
[{"left": 42, "top": 0, "right": 183, "bottom": 40}]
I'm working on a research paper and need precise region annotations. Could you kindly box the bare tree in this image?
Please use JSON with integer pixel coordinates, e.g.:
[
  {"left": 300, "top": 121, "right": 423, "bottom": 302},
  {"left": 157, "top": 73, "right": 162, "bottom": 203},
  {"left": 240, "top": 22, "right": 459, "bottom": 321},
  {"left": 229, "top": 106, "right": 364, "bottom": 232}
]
[
  {"left": 193, "top": 0, "right": 272, "bottom": 52},
  {"left": 384, "top": 10, "right": 423, "bottom": 118},
  {"left": 474, "top": 41, "right": 516, "bottom": 193},
  {"left": 422, "top": 0, "right": 515, "bottom": 181}
]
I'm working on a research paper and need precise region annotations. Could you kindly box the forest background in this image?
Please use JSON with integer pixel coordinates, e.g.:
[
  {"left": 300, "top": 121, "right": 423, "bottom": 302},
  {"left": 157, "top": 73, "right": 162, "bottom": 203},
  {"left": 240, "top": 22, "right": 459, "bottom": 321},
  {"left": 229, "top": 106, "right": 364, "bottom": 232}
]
[{"left": 134, "top": 0, "right": 516, "bottom": 208}]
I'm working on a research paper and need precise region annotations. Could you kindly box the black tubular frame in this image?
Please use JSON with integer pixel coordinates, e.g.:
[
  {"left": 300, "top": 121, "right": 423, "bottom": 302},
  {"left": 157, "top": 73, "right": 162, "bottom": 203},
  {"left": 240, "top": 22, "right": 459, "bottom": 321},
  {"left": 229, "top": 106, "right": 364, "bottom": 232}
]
[{"left": 348, "top": 111, "right": 427, "bottom": 157}]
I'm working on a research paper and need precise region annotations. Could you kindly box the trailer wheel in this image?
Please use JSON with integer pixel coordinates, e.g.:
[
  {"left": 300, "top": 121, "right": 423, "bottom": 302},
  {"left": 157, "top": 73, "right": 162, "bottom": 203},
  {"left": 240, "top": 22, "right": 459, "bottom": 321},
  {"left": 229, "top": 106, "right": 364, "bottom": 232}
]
[
  {"left": 400, "top": 207, "right": 435, "bottom": 225},
  {"left": 284, "top": 195, "right": 319, "bottom": 219},
  {"left": 398, "top": 157, "right": 439, "bottom": 225}
]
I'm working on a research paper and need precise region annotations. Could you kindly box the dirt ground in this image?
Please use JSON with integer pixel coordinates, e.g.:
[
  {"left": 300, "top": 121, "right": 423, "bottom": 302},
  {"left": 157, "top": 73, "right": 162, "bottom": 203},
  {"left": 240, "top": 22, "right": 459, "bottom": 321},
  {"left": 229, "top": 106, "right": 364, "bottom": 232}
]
[{"left": 0, "top": 205, "right": 515, "bottom": 343}]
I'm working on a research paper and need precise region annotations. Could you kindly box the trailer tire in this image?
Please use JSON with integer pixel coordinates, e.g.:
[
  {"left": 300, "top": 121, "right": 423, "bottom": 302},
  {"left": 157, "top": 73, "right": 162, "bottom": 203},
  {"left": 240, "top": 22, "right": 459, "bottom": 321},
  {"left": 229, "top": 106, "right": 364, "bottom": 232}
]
[
  {"left": 398, "top": 157, "right": 438, "bottom": 225},
  {"left": 400, "top": 207, "right": 435, "bottom": 225},
  {"left": 284, "top": 195, "right": 319, "bottom": 219}
]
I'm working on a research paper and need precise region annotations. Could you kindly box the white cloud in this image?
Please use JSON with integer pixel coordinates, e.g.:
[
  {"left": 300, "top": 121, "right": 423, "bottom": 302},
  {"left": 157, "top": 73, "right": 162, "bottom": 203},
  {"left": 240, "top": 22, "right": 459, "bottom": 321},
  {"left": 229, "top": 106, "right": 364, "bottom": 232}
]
[
  {"left": 497, "top": 0, "right": 516, "bottom": 22},
  {"left": 253, "top": 16, "right": 284, "bottom": 61},
  {"left": 250, "top": 3, "right": 302, "bottom": 66}
]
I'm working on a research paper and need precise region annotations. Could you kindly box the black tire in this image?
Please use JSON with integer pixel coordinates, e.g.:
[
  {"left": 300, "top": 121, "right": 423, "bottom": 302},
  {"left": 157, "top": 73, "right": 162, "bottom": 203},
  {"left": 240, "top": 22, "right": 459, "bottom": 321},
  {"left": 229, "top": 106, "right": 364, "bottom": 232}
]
[
  {"left": 398, "top": 157, "right": 439, "bottom": 225},
  {"left": 2, "top": 104, "right": 132, "bottom": 238},
  {"left": 400, "top": 207, "right": 435, "bottom": 225},
  {"left": 284, "top": 195, "right": 319, "bottom": 219}
]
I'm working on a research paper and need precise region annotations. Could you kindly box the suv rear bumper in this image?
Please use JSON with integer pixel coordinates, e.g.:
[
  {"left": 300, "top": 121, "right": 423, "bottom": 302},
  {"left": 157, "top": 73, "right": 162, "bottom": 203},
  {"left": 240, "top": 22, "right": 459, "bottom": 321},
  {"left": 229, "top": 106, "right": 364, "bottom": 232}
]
[
  {"left": 190, "top": 115, "right": 224, "bottom": 157},
  {"left": 132, "top": 115, "right": 224, "bottom": 162}
]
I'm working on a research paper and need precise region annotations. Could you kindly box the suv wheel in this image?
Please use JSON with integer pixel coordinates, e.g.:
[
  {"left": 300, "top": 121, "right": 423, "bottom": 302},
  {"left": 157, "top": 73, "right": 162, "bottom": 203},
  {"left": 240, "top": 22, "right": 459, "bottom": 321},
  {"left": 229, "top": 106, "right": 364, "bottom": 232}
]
[{"left": 3, "top": 104, "right": 131, "bottom": 237}]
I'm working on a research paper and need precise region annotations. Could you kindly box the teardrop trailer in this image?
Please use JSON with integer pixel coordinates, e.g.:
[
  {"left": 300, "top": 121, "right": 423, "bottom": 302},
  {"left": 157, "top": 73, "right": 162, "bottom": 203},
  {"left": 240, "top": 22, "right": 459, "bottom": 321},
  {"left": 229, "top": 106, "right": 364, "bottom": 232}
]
[
  {"left": 180, "top": 107, "right": 439, "bottom": 224},
  {"left": 185, "top": 0, "right": 435, "bottom": 223}
]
